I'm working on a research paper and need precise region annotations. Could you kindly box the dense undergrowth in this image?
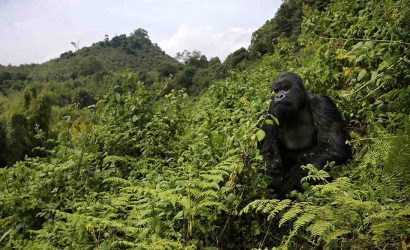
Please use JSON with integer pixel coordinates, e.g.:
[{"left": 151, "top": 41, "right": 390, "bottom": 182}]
[{"left": 1, "top": 0, "right": 409, "bottom": 249}]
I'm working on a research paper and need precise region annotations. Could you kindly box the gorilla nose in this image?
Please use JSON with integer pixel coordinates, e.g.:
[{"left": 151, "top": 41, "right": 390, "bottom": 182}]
[{"left": 275, "top": 93, "right": 285, "bottom": 101}]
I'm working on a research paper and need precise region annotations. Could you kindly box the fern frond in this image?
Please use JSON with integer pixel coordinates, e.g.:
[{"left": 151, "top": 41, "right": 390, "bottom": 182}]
[
  {"left": 197, "top": 200, "right": 228, "bottom": 212},
  {"left": 267, "top": 199, "right": 292, "bottom": 221},
  {"left": 240, "top": 199, "right": 277, "bottom": 215},
  {"left": 394, "top": 207, "right": 410, "bottom": 217},
  {"left": 323, "top": 228, "right": 350, "bottom": 242},
  {"left": 103, "top": 176, "right": 132, "bottom": 186},
  {"left": 207, "top": 169, "right": 230, "bottom": 176},
  {"left": 307, "top": 220, "right": 334, "bottom": 237},
  {"left": 197, "top": 190, "right": 218, "bottom": 199},
  {"left": 301, "top": 164, "right": 330, "bottom": 183},
  {"left": 134, "top": 239, "right": 186, "bottom": 250},
  {"left": 201, "top": 174, "right": 224, "bottom": 183},
  {"left": 111, "top": 240, "right": 138, "bottom": 248},
  {"left": 279, "top": 204, "right": 303, "bottom": 227},
  {"left": 292, "top": 212, "right": 316, "bottom": 233}
]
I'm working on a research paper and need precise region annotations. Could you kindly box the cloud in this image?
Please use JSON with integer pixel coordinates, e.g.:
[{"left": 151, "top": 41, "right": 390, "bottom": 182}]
[
  {"left": 159, "top": 25, "right": 253, "bottom": 61},
  {"left": 0, "top": 0, "right": 280, "bottom": 65}
]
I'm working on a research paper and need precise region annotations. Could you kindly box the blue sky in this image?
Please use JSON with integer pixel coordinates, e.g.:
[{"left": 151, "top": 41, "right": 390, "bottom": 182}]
[{"left": 0, "top": 0, "right": 281, "bottom": 65}]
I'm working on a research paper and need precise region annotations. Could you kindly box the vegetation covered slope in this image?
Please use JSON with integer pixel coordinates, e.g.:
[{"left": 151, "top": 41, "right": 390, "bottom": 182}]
[
  {"left": 0, "top": 0, "right": 409, "bottom": 249},
  {"left": 0, "top": 30, "right": 226, "bottom": 166},
  {"left": 0, "top": 28, "right": 225, "bottom": 100},
  {"left": 0, "top": 29, "right": 177, "bottom": 93},
  {"left": 31, "top": 29, "right": 178, "bottom": 82}
]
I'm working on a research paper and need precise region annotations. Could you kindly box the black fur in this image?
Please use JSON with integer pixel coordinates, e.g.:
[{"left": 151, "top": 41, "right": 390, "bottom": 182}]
[{"left": 259, "top": 72, "right": 351, "bottom": 198}]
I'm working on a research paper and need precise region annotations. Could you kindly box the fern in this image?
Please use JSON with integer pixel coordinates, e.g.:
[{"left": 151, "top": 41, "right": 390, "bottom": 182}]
[
  {"left": 103, "top": 176, "right": 132, "bottom": 186},
  {"left": 284, "top": 209, "right": 317, "bottom": 246},
  {"left": 241, "top": 199, "right": 293, "bottom": 222},
  {"left": 290, "top": 211, "right": 316, "bottom": 234},
  {"left": 278, "top": 204, "right": 304, "bottom": 228},
  {"left": 307, "top": 220, "right": 334, "bottom": 238},
  {"left": 300, "top": 164, "right": 330, "bottom": 183}
]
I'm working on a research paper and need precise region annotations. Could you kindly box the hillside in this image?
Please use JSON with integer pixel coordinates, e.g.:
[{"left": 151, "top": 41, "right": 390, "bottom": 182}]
[
  {"left": 0, "top": 28, "right": 225, "bottom": 99},
  {"left": 27, "top": 29, "right": 179, "bottom": 82},
  {"left": 0, "top": 29, "right": 227, "bottom": 166},
  {"left": 0, "top": 0, "right": 409, "bottom": 249},
  {"left": 0, "top": 29, "right": 178, "bottom": 98}
]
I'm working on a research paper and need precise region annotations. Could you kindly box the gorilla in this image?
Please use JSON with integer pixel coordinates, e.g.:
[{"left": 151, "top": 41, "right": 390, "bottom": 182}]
[{"left": 259, "top": 72, "right": 351, "bottom": 198}]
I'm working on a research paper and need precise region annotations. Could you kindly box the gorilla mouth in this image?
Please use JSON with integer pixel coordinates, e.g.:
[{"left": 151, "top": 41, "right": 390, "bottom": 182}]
[{"left": 274, "top": 101, "right": 290, "bottom": 106}]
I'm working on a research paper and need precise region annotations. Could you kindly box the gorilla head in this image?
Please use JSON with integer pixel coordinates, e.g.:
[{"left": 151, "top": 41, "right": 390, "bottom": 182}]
[{"left": 269, "top": 72, "right": 309, "bottom": 120}]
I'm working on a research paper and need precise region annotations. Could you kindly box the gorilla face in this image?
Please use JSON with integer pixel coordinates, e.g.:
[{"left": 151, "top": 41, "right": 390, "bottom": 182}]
[{"left": 269, "top": 72, "right": 308, "bottom": 120}]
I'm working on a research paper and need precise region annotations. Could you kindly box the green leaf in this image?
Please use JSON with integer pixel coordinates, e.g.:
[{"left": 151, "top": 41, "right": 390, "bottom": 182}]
[
  {"left": 357, "top": 69, "right": 367, "bottom": 81},
  {"left": 265, "top": 119, "right": 274, "bottom": 125},
  {"left": 271, "top": 116, "right": 279, "bottom": 125},
  {"left": 255, "top": 129, "right": 266, "bottom": 142},
  {"left": 173, "top": 210, "right": 184, "bottom": 221},
  {"left": 210, "top": 131, "right": 223, "bottom": 147},
  {"left": 0, "top": 229, "right": 12, "bottom": 244},
  {"left": 132, "top": 115, "right": 138, "bottom": 122}
]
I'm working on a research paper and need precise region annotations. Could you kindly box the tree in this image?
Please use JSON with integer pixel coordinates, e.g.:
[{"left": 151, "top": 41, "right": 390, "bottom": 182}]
[
  {"left": 71, "top": 40, "right": 80, "bottom": 51},
  {"left": 133, "top": 28, "right": 149, "bottom": 39},
  {"left": 223, "top": 47, "right": 249, "bottom": 70},
  {"left": 158, "top": 62, "right": 178, "bottom": 77},
  {"left": 175, "top": 50, "right": 202, "bottom": 64},
  {"left": 173, "top": 66, "right": 196, "bottom": 89},
  {"left": 75, "top": 89, "right": 96, "bottom": 108},
  {"left": 6, "top": 113, "right": 31, "bottom": 164},
  {"left": 77, "top": 56, "right": 103, "bottom": 76},
  {"left": 0, "top": 120, "right": 7, "bottom": 166},
  {"left": 27, "top": 93, "right": 52, "bottom": 136},
  {"left": 23, "top": 84, "right": 37, "bottom": 109},
  {"left": 110, "top": 34, "right": 127, "bottom": 48}
]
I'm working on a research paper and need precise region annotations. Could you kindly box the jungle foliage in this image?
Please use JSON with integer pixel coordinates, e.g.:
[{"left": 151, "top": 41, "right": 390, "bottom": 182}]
[
  {"left": 0, "top": 31, "right": 226, "bottom": 166},
  {"left": 1, "top": 0, "right": 409, "bottom": 249}
]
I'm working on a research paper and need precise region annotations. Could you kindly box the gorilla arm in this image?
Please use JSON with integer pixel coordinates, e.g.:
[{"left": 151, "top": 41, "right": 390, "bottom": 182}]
[
  {"left": 258, "top": 123, "right": 290, "bottom": 196},
  {"left": 258, "top": 122, "right": 283, "bottom": 175},
  {"left": 307, "top": 95, "right": 352, "bottom": 168}
]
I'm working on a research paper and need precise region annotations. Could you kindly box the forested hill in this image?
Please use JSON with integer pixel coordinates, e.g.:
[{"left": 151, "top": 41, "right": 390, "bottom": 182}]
[
  {"left": 1, "top": 0, "right": 409, "bottom": 249},
  {"left": 29, "top": 28, "right": 179, "bottom": 82},
  {"left": 0, "top": 29, "right": 183, "bottom": 96},
  {"left": 0, "top": 28, "right": 225, "bottom": 99}
]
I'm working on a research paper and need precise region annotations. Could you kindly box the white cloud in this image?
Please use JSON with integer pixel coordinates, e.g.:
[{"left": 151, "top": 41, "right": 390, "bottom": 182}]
[
  {"left": 159, "top": 25, "right": 253, "bottom": 61},
  {"left": 0, "top": 0, "right": 280, "bottom": 65}
]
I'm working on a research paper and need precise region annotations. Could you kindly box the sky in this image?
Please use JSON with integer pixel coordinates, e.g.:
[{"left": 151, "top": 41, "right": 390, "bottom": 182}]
[{"left": 0, "top": 0, "right": 281, "bottom": 66}]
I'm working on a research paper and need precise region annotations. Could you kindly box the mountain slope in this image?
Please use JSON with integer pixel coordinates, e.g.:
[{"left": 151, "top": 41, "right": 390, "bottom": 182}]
[{"left": 28, "top": 28, "right": 180, "bottom": 82}]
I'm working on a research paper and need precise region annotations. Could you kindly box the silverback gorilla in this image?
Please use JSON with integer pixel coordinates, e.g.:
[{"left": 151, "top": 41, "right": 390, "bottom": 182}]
[{"left": 259, "top": 72, "right": 351, "bottom": 198}]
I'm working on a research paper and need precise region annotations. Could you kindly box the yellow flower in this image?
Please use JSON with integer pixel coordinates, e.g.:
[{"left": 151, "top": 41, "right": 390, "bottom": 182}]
[
  {"left": 86, "top": 223, "right": 94, "bottom": 232},
  {"left": 342, "top": 67, "right": 351, "bottom": 76},
  {"left": 165, "top": 89, "right": 176, "bottom": 99},
  {"left": 240, "top": 96, "right": 249, "bottom": 105},
  {"left": 335, "top": 49, "right": 349, "bottom": 59}
]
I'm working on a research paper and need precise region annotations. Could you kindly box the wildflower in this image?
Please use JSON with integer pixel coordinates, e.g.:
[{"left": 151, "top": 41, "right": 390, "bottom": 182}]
[
  {"left": 86, "top": 223, "right": 94, "bottom": 232},
  {"left": 240, "top": 96, "right": 249, "bottom": 105},
  {"left": 342, "top": 66, "right": 351, "bottom": 76}
]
